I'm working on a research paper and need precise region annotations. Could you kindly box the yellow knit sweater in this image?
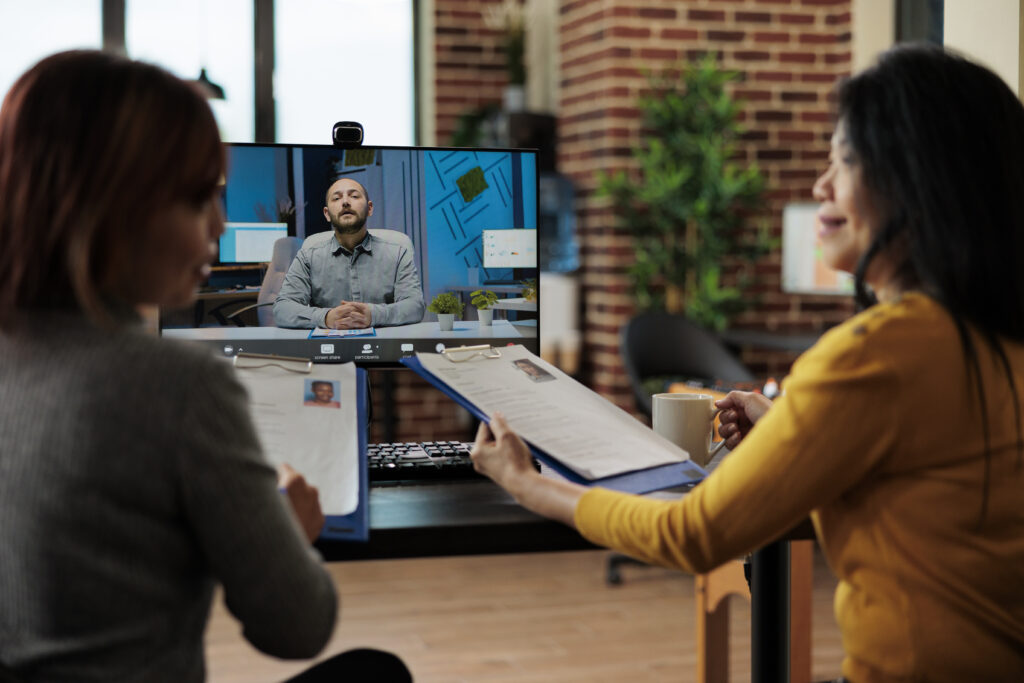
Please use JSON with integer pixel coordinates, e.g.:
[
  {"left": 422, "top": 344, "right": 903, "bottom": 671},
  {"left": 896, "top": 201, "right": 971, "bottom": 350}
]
[{"left": 575, "top": 293, "right": 1024, "bottom": 682}]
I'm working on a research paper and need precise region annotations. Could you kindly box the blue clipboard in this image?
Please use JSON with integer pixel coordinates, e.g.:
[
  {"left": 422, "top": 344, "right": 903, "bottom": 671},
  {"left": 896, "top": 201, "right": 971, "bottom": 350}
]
[
  {"left": 318, "top": 366, "right": 369, "bottom": 542},
  {"left": 400, "top": 355, "right": 706, "bottom": 494}
]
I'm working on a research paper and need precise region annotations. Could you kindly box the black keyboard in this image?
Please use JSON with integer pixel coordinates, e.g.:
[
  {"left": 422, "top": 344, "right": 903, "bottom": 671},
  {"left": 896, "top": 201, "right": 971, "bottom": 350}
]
[{"left": 367, "top": 441, "right": 480, "bottom": 483}]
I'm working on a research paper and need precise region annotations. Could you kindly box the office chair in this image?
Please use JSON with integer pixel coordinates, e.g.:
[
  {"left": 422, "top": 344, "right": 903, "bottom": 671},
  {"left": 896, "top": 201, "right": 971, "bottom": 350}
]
[
  {"left": 213, "top": 236, "right": 303, "bottom": 327},
  {"left": 621, "top": 311, "right": 756, "bottom": 419},
  {"left": 607, "top": 312, "right": 756, "bottom": 585}
]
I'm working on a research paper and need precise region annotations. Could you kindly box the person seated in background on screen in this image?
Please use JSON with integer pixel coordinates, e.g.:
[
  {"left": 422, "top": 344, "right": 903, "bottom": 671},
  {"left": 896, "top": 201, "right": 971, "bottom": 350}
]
[
  {"left": 0, "top": 50, "right": 410, "bottom": 682},
  {"left": 470, "top": 44, "right": 1024, "bottom": 682},
  {"left": 273, "top": 176, "right": 425, "bottom": 329}
]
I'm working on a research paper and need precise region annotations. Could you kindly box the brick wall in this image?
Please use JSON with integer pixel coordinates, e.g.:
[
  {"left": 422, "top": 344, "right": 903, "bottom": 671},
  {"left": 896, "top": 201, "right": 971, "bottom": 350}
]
[
  {"left": 367, "top": 370, "right": 475, "bottom": 443},
  {"left": 434, "top": 0, "right": 518, "bottom": 145},
  {"left": 376, "top": 0, "right": 519, "bottom": 444},
  {"left": 558, "top": 0, "right": 854, "bottom": 410},
  {"left": 389, "top": 0, "right": 856, "bottom": 442}
]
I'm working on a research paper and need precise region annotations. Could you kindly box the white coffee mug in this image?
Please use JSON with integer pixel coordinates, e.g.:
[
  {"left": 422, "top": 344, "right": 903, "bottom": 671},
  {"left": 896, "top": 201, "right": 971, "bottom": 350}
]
[{"left": 651, "top": 393, "right": 726, "bottom": 467}]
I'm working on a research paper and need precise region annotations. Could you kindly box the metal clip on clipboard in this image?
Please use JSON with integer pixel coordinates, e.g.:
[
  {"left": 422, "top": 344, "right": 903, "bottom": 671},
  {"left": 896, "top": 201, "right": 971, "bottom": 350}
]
[
  {"left": 232, "top": 352, "right": 314, "bottom": 374},
  {"left": 442, "top": 344, "right": 501, "bottom": 363}
]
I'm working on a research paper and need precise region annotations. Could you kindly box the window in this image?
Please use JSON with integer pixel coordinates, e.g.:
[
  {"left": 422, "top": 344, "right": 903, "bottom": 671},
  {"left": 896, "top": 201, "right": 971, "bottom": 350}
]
[
  {"left": 0, "top": 0, "right": 102, "bottom": 99},
  {"left": 897, "top": 0, "right": 943, "bottom": 44},
  {"left": 126, "top": 0, "right": 254, "bottom": 142},
  {"left": 1, "top": 1, "right": 416, "bottom": 146},
  {"left": 274, "top": 0, "right": 414, "bottom": 145}
]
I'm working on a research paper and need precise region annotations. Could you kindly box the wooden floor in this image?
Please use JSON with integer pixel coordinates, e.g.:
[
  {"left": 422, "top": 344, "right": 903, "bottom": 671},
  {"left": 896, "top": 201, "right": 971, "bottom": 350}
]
[{"left": 205, "top": 548, "right": 844, "bottom": 682}]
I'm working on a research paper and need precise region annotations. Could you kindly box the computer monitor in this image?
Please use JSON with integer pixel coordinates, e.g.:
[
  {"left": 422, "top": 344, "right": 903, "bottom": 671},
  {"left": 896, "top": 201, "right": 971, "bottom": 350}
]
[
  {"left": 161, "top": 143, "right": 540, "bottom": 366},
  {"left": 781, "top": 202, "right": 854, "bottom": 296},
  {"left": 482, "top": 228, "right": 538, "bottom": 269},
  {"left": 219, "top": 222, "right": 289, "bottom": 264}
]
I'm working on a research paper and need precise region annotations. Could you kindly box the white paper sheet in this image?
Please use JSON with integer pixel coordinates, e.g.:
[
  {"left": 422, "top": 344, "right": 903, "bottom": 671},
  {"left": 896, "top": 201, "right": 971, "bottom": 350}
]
[
  {"left": 233, "top": 358, "right": 359, "bottom": 515},
  {"left": 416, "top": 345, "right": 690, "bottom": 479},
  {"left": 310, "top": 327, "right": 375, "bottom": 338}
]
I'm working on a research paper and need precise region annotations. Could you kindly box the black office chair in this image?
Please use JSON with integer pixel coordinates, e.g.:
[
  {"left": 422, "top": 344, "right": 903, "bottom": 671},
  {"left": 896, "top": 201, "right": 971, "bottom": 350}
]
[
  {"left": 607, "top": 312, "right": 756, "bottom": 585},
  {"left": 208, "top": 236, "right": 303, "bottom": 327},
  {"left": 621, "top": 311, "right": 756, "bottom": 417}
]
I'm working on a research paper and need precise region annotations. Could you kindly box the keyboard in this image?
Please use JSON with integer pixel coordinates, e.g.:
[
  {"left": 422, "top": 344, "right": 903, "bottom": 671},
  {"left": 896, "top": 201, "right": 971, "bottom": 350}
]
[{"left": 367, "top": 441, "right": 480, "bottom": 483}]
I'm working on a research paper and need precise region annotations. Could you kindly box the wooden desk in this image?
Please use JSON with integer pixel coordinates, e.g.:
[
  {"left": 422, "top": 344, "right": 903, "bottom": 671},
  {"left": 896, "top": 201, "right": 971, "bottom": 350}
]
[
  {"left": 316, "top": 476, "right": 815, "bottom": 682},
  {"left": 316, "top": 479, "right": 596, "bottom": 561},
  {"left": 667, "top": 382, "right": 815, "bottom": 682}
]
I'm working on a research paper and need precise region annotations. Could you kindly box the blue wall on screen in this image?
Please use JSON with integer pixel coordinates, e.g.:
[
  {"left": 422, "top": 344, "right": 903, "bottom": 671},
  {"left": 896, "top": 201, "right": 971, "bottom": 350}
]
[
  {"left": 224, "top": 146, "right": 281, "bottom": 223},
  {"left": 423, "top": 150, "right": 536, "bottom": 295}
]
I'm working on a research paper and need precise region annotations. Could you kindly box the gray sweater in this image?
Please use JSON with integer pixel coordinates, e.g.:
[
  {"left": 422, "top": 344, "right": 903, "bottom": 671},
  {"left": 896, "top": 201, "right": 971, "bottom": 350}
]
[{"left": 0, "top": 311, "right": 337, "bottom": 681}]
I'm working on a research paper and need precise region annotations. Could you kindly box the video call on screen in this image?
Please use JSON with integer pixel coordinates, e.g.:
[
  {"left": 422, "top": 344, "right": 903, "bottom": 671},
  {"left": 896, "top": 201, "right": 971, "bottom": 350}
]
[{"left": 160, "top": 143, "right": 541, "bottom": 366}]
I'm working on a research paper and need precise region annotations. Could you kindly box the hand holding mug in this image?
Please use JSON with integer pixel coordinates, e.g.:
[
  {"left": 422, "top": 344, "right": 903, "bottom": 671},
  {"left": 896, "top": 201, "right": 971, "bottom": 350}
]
[
  {"left": 714, "top": 391, "right": 773, "bottom": 450},
  {"left": 652, "top": 393, "right": 727, "bottom": 467}
]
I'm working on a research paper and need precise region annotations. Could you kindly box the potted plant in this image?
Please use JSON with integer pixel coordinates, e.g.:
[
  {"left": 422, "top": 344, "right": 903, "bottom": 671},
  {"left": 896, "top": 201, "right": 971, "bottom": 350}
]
[
  {"left": 485, "top": 0, "right": 526, "bottom": 111},
  {"left": 597, "top": 55, "right": 772, "bottom": 331},
  {"left": 521, "top": 278, "right": 538, "bottom": 303},
  {"left": 427, "top": 292, "right": 465, "bottom": 331},
  {"left": 471, "top": 289, "right": 499, "bottom": 326}
]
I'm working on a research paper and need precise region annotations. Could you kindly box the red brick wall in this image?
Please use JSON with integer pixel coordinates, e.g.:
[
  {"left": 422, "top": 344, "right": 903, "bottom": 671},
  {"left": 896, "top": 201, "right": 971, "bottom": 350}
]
[
  {"left": 375, "top": 0, "right": 521, "bottom": 444},
  {"left": 367, "top": 370, "right": 475, "bottom": 443},
  {"left": 558, "top": 0, "right": 854, "bottom": 410},
  {"left": 388, "top": 0, "right": 856, "bottom": 443},
  {"left": 434, "top": 0, "right": 521, "bottom": 145}
]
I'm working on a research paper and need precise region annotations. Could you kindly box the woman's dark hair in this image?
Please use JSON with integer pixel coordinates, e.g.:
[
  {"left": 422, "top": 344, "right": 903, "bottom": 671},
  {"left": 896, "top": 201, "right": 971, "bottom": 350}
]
[
  {"left": 0, "top": 50, "right": 224, "bottom": 327},
  {"left": 840, "top": 44, "right": 1024, "bottom": 523}
]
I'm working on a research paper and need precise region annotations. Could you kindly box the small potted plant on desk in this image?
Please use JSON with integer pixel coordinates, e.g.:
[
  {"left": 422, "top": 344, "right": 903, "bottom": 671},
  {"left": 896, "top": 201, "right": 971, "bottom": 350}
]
[
  {"left": 470, "top": 289, "right": 499, "bottom": 326},
  {"left": 427, "top": 292, "right": 465, "bottom": 331},
  {"left": 521, "top": 278, "right": 538, "bottom": 304}
]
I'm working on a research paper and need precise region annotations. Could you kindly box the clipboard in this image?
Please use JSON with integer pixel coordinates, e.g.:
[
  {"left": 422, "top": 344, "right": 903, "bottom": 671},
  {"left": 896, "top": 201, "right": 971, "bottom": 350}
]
[
  {"left": 233, "top": 353, "right": 369, "bottom": 542},
  {"left": 401, "top": 346, "right": 707, "bottom": 494}
]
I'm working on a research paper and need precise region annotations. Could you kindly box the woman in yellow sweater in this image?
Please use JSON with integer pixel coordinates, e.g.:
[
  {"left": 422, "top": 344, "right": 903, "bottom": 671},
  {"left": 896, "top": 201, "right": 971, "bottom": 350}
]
[{"left": 471, "top": 45, "right": 1024, "bottom": 682}]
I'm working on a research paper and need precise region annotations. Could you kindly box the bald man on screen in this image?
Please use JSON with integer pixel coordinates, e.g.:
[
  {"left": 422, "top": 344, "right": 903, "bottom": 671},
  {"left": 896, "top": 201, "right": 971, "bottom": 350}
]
[{"left": 273, "top": 177, "right": 425, "bottom": 329}]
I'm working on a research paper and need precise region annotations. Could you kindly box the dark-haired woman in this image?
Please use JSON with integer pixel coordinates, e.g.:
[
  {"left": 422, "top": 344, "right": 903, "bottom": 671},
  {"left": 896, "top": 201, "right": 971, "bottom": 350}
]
[
  {"left": 471, "top": 44, "right": 1024, "bottom": 682},
  {"left": 0, "top": 51, "right": 409, "bottom": 682}
]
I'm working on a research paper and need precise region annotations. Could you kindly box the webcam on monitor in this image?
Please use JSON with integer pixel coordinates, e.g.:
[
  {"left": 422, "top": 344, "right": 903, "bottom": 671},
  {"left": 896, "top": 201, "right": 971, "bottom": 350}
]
[{"left": 332, "top": 121, "right": 364, "bottom": 149}]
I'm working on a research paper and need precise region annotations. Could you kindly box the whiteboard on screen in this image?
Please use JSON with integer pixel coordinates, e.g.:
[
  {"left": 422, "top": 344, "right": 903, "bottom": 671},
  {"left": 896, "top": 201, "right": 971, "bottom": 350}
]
[
  {"left": 482, "top": 229, "right": 538, "bottom": 268},
  {"left": 781, "top": 203, "right": 854, "bottom": 296}
]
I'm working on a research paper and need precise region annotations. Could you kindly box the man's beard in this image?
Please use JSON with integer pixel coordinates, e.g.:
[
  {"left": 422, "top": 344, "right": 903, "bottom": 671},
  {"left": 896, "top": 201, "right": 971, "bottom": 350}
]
[{"left": 330, "top": 211, "right": 367, "bottom": 235}]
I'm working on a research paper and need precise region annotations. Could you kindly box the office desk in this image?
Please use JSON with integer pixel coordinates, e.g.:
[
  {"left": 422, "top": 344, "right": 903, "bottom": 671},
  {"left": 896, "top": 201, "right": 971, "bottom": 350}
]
[
  {"left": 163, "top": 319, "right": 537, "bottom": 341},
  {"left": 490, "top": 296, "right": 538, "bottom": 321},
  {"left": 448, "top": 286, "right": 533, "bottom": 320},
  {"left": 163, "top": 320, "right": 539, "bottom": 362},
  {"left": 449, "top": 285, "right": 524, "bottom": 298},
  {"left": 490, "top": 297, "right": 537, "bottom": 313},
  {"left": 316, "top": 479, "right": 596, "bottom": 561},
  {"left": 719, "top": 328, "right": 821, "bottom": 354},
  {"left": 317, "top": 477, "right": 813, "bottom": 683}
]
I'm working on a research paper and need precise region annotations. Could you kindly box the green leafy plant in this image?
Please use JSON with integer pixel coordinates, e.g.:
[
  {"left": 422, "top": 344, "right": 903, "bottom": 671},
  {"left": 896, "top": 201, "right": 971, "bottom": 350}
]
[
  {"left": 427, "top": 292, "right": 465, "bottom": 316},
  {"left": 521, "top": 278, "right": 538, "bottom": 303},
  {"left": 470, "top": 289, "right": 499, "bottom": 310},
  {"left": 451, "top": 104, "right": 499, "bottom": 147},
  {"left": 254, "top": 198, "right": 303, "bottom": 234},
  {"left": 485, "top": 0, "right": 526, "bottom": 85},
  {"left": 597, "top": 54, "right": 774, "bottom": 331}
]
